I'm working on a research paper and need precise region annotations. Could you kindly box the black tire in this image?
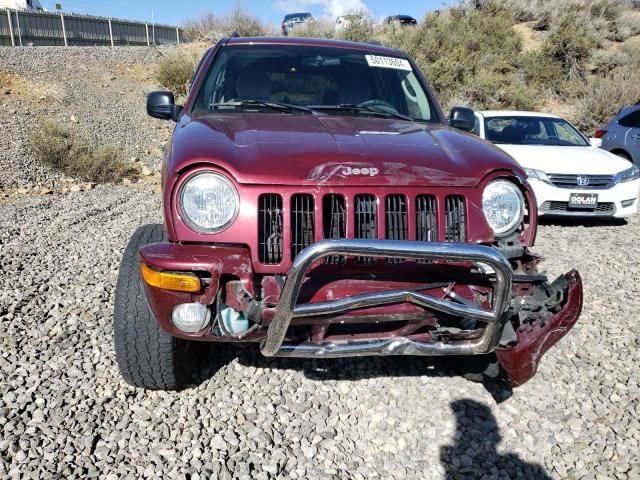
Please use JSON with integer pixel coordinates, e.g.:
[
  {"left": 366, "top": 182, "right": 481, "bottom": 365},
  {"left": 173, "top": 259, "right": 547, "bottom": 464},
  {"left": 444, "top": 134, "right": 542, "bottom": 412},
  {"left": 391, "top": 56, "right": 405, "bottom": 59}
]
[
  {"left": 113, "top": 224, "right": 195, "bottom": 390},
  {"left": 615, "top": 151, "right": 632, "bottom": 162}
]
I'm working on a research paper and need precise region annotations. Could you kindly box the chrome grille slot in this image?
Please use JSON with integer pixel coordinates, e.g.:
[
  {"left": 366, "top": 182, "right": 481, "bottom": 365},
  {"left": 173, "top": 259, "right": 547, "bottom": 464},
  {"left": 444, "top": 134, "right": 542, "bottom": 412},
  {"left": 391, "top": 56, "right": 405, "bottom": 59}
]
[
  {"left": 445, "top": 195, "right": 466, "bottom": 243},
  {"left": 354, "top": 194, "right": 377, "bottom": 263},
  {"left": 385, "top": 195, "right": 407, "bottom": 263},
  {"left": 416, "top": 195, "right": 437, "bottom": 242},
  {"left": 323, "top": 194, "right": 346, "bottom": 264},
  {"left": 291, "top": 194, "right": 315, "bottom": 260},
  {"left": 258, "top": 194, "right": 283, "bottom": 264}
]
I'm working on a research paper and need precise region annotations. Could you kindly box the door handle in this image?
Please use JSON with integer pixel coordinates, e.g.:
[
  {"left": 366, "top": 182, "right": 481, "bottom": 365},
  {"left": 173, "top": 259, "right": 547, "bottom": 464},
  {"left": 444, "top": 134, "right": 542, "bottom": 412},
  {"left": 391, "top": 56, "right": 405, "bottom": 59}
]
[{"left": 632, "top": 134, "right": 640, "bottom": 140}]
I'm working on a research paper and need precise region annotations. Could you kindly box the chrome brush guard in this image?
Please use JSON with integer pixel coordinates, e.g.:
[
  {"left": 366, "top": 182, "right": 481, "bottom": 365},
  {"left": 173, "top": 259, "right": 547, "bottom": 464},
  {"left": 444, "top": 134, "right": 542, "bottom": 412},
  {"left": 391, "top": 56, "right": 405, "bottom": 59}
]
[{"left": 260, "top": 239, "right": 513, "bottom": 358}]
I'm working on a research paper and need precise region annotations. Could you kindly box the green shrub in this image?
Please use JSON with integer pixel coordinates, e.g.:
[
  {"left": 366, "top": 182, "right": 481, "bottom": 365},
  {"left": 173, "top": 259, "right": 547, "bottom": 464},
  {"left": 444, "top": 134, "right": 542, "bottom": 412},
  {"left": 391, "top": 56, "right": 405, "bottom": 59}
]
[
  {"left": 541, "top": 12, "right": 598, "bottom": 79},
  {"left": 335, "top": 10, "right": 376, "bottom": 43},
  {"left": 183, "top": 6, "right": 265, "bottom": 42},
  {"left": 28, "top": 121, "right": 139, "bottom": 184},
  {"left": 155, "top": 51, "right": 199, "bottom": 96},
  {"left": 291, "top": 19, "right": 335, "bottom": 39}
]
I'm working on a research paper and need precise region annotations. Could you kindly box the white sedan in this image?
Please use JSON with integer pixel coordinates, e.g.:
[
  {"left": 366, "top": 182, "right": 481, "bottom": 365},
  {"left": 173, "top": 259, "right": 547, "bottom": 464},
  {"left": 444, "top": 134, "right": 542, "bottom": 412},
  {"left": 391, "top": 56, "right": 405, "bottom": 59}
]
[{"left": 475, "top": 111, "right": 640, "bottom": 218}]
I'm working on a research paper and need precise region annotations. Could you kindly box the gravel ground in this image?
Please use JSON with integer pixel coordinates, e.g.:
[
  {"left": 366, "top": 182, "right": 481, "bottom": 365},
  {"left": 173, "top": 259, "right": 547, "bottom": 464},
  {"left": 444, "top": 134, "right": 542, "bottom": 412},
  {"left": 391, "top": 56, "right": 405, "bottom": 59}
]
[
  {"left": 1, "top": 186, "right": 638, "bottom": 480},
  {"left": 0, "top": 47, "right": 174, "bottom": 189}
]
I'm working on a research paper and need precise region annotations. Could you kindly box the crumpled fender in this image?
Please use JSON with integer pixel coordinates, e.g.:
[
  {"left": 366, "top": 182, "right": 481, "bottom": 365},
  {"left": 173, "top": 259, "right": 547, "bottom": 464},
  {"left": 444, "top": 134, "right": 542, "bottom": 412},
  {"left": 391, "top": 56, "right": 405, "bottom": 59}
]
[{"left": 496, "top": 270, "right": 583, "bottom": 387}]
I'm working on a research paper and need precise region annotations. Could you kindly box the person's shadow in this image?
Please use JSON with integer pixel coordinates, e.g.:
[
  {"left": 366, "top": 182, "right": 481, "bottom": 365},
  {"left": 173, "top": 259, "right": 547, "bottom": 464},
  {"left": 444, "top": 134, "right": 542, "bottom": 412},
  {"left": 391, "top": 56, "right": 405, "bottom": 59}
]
[{"left": 440, "top": 399, "right": 551, "bottom": 479}]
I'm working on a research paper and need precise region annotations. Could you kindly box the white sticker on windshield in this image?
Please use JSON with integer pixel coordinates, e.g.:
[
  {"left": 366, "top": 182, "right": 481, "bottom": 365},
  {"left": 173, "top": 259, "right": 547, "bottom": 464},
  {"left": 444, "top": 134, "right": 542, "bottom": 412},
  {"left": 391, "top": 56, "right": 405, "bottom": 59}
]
[{"left": 365, "top": 55, "right": 412, "bottom": 71}]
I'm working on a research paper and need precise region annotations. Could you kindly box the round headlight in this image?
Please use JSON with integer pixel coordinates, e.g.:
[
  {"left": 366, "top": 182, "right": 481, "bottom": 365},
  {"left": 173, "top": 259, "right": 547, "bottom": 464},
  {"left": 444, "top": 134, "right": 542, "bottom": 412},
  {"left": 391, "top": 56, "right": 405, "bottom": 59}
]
[
  {"left": 179, "top": 172, "right": 239, "bottom": 233},
  {"left": 482, "top": 180, "right": 525, "bottom": 237}
]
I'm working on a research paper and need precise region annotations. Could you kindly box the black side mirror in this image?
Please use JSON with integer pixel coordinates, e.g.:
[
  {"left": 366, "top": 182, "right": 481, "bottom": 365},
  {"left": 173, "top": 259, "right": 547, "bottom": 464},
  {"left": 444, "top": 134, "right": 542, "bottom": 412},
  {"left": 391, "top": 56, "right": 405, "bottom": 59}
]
[
  {"left": 449, "top": 106, "right": 476, "bottom": 132},
  {"left": 147, "top": 91, "right": 183, "bottom": 121}
]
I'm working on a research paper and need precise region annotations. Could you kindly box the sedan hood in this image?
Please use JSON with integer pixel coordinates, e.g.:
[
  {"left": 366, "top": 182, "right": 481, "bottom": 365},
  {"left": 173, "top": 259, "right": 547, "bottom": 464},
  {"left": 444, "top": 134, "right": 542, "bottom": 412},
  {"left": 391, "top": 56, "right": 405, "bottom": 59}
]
[
  {"left": 495, "top": 144, "right": 632, "bottom": 175},
  {"left": 170, "top": 113, "right": 522, "bottom": 187}
]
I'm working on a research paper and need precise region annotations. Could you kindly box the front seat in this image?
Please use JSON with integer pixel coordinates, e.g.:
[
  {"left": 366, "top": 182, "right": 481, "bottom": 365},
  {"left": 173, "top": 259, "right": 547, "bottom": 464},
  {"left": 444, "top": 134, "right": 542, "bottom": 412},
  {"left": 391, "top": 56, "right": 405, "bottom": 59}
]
[{"left": 235, "top": 71, "right": 272, "bottom": 101}]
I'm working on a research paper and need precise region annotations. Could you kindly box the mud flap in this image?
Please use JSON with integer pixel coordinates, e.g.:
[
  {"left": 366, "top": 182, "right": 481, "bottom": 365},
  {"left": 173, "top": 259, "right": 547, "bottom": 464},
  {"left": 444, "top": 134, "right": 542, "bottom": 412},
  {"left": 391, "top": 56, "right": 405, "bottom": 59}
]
[{"left": 496, "top": 270, "right": 583, "bottom": 387}]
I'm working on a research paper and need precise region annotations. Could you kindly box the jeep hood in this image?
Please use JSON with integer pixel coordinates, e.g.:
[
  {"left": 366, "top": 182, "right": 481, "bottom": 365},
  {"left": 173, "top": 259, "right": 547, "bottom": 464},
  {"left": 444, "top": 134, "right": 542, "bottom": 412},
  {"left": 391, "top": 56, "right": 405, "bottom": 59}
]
[{"left": 170, "top": 113, "right": 523, "bottom": 187}]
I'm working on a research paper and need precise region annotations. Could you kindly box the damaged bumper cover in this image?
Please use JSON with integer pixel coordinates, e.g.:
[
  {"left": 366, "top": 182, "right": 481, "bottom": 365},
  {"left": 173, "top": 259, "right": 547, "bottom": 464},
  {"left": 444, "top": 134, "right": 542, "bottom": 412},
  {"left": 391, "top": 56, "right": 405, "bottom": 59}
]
[{"left": 139, "top": 239, "right": 582, "bottom": 387}]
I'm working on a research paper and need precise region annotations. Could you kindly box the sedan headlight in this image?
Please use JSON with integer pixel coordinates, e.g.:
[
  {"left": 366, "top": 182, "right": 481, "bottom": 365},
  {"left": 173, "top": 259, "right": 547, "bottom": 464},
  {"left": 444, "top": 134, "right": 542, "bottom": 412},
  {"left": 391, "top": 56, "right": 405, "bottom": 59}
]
[
  {"left": 524, "top": 168, "right": 551, "bottom": 184},
  {"left": 482, "top": 180, "right": 525, "bottom": 237},
  {"left": 615, "top": 165, "right": 640, "bottom": 183},
  {"left": 179, "top": 172, "right": 239, "bottom": 233}
]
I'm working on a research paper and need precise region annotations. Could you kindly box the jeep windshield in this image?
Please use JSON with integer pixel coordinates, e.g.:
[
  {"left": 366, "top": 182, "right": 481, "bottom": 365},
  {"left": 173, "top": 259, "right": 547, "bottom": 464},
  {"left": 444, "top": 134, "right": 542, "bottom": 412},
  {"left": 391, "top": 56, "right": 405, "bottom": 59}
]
[{"left": 192, "top": 44, "right": 438, "bottom": 123}]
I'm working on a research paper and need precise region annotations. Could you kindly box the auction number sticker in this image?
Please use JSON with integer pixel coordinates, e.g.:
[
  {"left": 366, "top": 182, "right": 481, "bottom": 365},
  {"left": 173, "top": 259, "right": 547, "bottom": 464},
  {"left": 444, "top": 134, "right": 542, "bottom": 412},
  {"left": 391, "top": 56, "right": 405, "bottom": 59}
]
[{"left": 365, "top": 55, "right": 412, "bottom": 71}]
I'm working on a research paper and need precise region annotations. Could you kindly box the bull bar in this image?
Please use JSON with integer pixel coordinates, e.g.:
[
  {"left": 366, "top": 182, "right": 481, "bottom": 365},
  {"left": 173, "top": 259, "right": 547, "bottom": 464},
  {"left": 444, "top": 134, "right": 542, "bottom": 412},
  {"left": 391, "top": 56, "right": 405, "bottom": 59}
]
[{"left": 260, "top": 239, "right": 514, "bottom": 358}]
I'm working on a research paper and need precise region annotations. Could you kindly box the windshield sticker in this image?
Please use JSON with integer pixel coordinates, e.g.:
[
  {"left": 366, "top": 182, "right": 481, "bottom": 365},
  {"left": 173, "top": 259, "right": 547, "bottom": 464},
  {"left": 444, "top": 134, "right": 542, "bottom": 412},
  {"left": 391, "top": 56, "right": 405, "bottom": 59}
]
[{"left": 365, "top": 55, "right": 412, "bottom": 71}]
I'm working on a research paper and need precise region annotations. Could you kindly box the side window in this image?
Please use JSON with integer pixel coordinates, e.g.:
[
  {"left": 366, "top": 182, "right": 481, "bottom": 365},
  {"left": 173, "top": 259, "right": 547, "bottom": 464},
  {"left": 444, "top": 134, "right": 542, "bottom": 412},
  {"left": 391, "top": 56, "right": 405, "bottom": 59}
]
[
  {"left": 619, "top": 110, "right": 640, "bottom": 128},
  {"left": 472, "top": 116, "right": 480, "bottom": 136}
]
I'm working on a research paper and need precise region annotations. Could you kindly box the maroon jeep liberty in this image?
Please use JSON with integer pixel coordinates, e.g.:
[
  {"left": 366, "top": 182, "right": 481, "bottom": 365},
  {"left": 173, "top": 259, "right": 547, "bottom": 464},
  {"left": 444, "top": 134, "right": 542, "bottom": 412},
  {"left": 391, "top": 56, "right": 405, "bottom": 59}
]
[{"left": 113, "top": 37, "right": 583, "bottom": 390}]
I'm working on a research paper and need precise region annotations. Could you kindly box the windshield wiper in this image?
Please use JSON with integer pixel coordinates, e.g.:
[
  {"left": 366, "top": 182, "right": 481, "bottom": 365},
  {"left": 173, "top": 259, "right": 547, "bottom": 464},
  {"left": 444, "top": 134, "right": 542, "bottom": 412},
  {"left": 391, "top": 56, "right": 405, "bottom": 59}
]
[
  {"left": 308, "top": 104, "right": 414, "bottom": 121},
  {"left": 209, "top": 100, "right": 318, "bottom": 114}
]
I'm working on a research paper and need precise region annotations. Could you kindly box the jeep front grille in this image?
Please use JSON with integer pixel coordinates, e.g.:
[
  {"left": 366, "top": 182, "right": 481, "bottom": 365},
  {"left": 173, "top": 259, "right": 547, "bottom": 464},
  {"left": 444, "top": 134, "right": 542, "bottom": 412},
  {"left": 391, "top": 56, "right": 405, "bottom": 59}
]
[
  {"left": 445, "top": 196, "right": 466, "bottom": 243},
  {"left": 258, "top": 194, "right": 283, "bottom": 264},
  {"left": 386, "top": 195, "right": 408, "bottom": 264},
  {"left": 291, "top": 194, "right": 315, "bottom": 259},
  {"left": 257, "top": 192, "right": 468, "bottom": 265},
  {"left": 354, "top": 194, "right": 377, "bottom": 264}
]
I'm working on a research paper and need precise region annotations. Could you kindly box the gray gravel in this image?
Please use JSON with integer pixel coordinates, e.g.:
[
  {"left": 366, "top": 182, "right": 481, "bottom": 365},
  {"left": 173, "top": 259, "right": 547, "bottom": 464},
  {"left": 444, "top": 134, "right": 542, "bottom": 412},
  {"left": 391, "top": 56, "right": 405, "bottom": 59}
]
[
  {"left": 1, "top": 186, "right": 638, "bottom": 479},
  {"left": 0, "top": 46, "right": 173, "bottom": 189}
]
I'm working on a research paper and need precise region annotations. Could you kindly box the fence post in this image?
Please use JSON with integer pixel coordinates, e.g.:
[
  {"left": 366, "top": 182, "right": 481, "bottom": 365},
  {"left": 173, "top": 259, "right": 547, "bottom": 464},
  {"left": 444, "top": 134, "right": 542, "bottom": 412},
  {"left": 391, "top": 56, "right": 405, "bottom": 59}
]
[
  {"left": 145, "top": 23, "right": 150, "bottom": 46},
  {"left": 108, "top": 18, "right": 114, "bottom": 47},
  {"left": 15, "top": 9, "right": 22, "bottom": 46},
  {"left": 176, "top": 27, "right": 180, "bottom": 45},
  {"left": 60, "top": 13, "right": 68, "bottom": 46},
  {"left": 7, "top": 10, "right": 15, "bottom": 47}
]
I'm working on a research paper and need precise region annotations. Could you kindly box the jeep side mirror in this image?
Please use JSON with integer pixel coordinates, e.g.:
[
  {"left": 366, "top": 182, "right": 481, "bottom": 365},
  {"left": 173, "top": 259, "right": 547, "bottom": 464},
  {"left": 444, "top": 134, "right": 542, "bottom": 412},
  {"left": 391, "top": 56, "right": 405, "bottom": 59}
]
[
  {"left": 147, "top": 91, "right": 183, "bottom": 121},
  {"left": 449, "top": 106, "right": 476, "bottom": 132}
]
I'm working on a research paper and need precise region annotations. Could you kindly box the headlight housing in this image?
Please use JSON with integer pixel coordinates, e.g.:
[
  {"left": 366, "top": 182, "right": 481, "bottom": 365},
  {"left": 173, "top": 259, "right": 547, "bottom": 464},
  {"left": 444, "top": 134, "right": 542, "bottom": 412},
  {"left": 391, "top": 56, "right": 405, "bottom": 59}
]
[
  {"left": 524, "top": 168, "right": 551, "bottom": 184},
  {"left": 482, "top": 180, "right": 525, "bottom": 237},
  {"left": 179, "top": 172, "right": 239, "bottom": 233},
  {"left": 615, "top": 165, "right": 640, "bottom": 183}
]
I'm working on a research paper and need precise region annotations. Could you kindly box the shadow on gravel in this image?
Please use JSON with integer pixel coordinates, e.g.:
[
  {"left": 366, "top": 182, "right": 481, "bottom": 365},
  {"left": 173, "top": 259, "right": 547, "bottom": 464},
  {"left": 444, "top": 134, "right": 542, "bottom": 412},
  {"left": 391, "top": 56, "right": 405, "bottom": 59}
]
[
  {"left": 191, "top": 345, "right": 513, "bottom": 404},
  {"left": 539, "top": 216, "right": 627, "bottom": 228},
  {"left": 440, "top": 399, "right": 551, "bottom": 479}
]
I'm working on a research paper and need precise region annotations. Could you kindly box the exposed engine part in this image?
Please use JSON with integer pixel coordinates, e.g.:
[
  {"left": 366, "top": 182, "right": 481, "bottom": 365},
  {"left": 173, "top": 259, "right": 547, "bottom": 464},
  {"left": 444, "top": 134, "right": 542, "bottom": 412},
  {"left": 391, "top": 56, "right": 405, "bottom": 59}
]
[{"left": 512, "top": 274, "right": 568, "bottom": 326}]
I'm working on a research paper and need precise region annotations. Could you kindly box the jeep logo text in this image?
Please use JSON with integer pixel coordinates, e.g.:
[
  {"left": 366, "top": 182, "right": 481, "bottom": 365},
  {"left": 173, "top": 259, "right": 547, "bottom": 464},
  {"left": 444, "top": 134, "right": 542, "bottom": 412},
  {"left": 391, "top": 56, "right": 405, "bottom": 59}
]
[{"left": 341, "top": 166, "right": 380, "bottom": 177}]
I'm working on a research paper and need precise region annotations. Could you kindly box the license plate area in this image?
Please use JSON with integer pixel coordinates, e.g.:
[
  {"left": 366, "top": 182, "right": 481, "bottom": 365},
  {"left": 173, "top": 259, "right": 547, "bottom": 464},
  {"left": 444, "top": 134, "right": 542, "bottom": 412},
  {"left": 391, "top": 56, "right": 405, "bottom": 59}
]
[{"left": 569, "top": 193, "right": 598, "bottom": 209}]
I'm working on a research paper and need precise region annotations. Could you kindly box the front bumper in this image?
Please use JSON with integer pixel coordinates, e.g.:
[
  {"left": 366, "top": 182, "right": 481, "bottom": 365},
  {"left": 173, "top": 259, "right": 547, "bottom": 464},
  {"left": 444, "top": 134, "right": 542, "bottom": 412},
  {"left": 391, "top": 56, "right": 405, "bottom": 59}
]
[
  {"left": 139, "top": 239, "right": 583, "bottom": 386},
  {"left": 531, "top": 178, "right": 640, "bottom": 218}
]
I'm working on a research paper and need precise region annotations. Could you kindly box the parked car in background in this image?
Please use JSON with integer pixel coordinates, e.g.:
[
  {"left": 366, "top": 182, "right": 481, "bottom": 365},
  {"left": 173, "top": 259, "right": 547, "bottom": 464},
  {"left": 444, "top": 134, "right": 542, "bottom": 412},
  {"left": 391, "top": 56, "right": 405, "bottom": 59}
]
[
  {"left": 597, "top": 103, "right": 640, "bottom": 164},
  {"left": 475, "top": 111, "right": 640, "bottom": 218},
  {"left": 281, "top": 12, "right": 312, "bottom": 36},
  {"left": 383, "top": 15, "right": 417, "bottom": 26},
  {"left": 114, "top": 37, "right": 583, "bottom": 391},
  {"left": 335, "top": 14, "right": 362, "bottom": 32}
]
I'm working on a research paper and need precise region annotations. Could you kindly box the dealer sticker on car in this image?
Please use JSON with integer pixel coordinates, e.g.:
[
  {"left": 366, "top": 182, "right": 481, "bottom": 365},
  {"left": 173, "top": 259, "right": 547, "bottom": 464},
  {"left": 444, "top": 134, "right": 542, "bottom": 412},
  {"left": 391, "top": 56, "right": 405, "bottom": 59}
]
[
  {"left": 365, "top": 55, "right": 412, "bottom": 71},
  {"left": 569, "top": 193, "right": 598, "bottom": 209}
]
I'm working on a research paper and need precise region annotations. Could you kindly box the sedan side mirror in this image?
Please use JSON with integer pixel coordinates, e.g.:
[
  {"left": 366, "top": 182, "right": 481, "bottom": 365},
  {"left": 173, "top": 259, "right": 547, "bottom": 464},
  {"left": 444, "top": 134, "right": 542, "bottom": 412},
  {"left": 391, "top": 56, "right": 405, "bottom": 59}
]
[
  {"left": 449, "top": 106, "right": 476, "bottom": 132},
  {"left": 147, "top": 91, "right": 183, "bottom": 121}
]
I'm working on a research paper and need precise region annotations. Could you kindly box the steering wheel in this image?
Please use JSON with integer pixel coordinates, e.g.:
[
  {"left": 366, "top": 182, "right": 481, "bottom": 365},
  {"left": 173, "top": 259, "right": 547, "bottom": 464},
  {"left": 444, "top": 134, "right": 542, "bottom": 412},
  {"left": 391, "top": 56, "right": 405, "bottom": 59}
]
[{"left": 358, "top": 99, "right": 399, "bottom": 112}]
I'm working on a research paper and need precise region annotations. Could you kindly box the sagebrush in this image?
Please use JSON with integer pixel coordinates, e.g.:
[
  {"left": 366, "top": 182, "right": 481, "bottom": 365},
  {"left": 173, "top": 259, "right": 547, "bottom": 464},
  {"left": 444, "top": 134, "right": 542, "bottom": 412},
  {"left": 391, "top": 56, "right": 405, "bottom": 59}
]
[{"left": 28, "top": 121, "right": 139, "bottom": 183}]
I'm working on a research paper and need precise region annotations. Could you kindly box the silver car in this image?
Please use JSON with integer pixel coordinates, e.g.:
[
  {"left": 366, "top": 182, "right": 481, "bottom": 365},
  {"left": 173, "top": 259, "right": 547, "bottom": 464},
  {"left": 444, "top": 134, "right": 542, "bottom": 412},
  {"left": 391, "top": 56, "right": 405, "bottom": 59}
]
[{"left": 599, "top": 104, "right": 640, "bottom": 164}]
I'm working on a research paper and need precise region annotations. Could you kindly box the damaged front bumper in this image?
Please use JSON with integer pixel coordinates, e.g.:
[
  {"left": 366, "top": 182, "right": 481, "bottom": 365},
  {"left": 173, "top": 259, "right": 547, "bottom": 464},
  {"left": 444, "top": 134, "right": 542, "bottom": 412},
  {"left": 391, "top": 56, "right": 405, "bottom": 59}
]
[{"left": 139, "top": 239, "right": 583, "bottom": 387}]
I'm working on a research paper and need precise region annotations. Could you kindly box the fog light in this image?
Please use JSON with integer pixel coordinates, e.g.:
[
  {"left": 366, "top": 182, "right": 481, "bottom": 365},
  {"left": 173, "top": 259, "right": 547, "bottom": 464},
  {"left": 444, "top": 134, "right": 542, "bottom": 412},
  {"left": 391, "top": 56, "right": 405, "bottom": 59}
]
[
  {"left": 171, "top": 303, "right": 211, "bottom": 333},
  {"left": 622, "top": 198, "right": 636, "bottom": 208}
]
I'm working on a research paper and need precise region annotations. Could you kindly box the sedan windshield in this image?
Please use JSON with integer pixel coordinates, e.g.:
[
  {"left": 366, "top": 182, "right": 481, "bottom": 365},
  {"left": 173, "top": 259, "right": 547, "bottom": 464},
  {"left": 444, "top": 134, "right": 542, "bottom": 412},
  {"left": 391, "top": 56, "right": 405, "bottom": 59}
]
[
  {"left": 193, "top": 44, "right": 438, "bottom": 123},
  {"left": 484, "top": 116, "right": 590, "bottom": 147}
]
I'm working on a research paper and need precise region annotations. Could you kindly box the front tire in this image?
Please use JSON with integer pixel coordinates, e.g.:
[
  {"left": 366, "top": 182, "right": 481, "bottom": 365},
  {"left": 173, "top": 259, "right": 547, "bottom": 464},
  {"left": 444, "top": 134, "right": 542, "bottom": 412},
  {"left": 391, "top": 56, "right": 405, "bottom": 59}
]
[{"left": 113, "top": 224, "right": 195, "bottom": 390}]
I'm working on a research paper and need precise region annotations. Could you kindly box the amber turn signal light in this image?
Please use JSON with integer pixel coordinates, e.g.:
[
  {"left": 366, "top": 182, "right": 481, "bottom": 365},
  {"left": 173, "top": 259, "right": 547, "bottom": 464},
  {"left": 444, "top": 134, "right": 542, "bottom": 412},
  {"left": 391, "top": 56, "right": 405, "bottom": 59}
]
[{"left": 140, "top": 263, "right": 201, "bottom": 293}]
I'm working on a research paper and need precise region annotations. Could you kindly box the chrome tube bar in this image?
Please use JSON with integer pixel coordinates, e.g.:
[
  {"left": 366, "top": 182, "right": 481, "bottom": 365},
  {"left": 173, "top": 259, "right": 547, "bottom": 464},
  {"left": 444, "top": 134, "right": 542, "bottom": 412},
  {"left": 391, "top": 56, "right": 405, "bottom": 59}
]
[{"left": 260, "top": 239, "right": 513, "bottom": 357}]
